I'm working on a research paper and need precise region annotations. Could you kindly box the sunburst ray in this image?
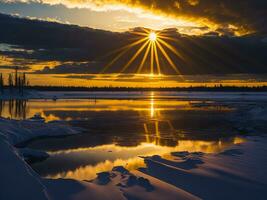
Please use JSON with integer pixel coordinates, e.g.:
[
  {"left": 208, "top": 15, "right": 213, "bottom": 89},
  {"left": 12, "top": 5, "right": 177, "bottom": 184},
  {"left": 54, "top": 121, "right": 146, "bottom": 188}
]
[
  {"left": 101, "top": 38, "right": 147, "bottom": 73},
  {"left": 120, "top": 40, "right": 150, "bottom": 73},
  {"left": 150, "top": 41, "right": 154, "bottom": 74},
  {"left": 157, "top": 38, "right": 184, "bottom": 61},
  {"left": 137, "top": 42, "right": 151, "bottom": 74},
  {"left": 156, "top": 40, "right": 182, "bottom": 75},
  {"left": 153, "top": 42, "right": 161, "bottom": 74},
  {"left": 103, "top": 29, "right": 185, "bottom": 79}
]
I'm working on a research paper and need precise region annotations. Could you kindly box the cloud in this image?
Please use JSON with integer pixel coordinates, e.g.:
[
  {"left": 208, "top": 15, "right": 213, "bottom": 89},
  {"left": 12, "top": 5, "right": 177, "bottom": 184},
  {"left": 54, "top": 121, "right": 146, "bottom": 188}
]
[
  {"left": 187, "top": 0, "right": 199, "bottom": 6},
  {"left": 1, "top": 0, "right": 267, "bottom": 35},
  {"left": 0, "top": 65, "right": 30, "bottom": 70},
  {"left": 33, "top": 62, "right": 102, "bottom": 74},
  {"left": 1, "top": 13, "right": 267, "bottom": 75},
  {"left": 60, "top": 74, "right": 176, "bottom": 83},
  {"left": 119, "top": 0, "right": 267, "bottom": 35}
]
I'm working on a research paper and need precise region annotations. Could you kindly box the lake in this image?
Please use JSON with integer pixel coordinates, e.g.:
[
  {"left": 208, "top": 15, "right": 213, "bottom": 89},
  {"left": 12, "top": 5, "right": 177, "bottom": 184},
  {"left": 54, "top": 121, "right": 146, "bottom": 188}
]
[{"left": 0, "top": 94, "right": 246, "bottom": 181}]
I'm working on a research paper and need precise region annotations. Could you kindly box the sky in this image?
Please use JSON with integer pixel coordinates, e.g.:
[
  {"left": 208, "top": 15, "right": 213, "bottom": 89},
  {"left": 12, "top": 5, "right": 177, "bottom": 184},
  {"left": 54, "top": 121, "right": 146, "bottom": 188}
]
[
  {"left": 0, "top": 0, "right": 266, "bottom": 35},
  {"left": 0, "top": 0, "right": 267, "bottom": 87},
  {"left": 0, "top": 1, "right": 206, "bottom": 35}
]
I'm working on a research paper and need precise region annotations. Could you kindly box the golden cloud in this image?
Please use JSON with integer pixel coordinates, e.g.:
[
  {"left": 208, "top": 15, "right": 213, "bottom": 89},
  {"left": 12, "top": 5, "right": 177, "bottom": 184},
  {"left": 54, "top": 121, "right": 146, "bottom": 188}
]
[{"left": 3, "top": 0, "right": 266, "bottom": 35}]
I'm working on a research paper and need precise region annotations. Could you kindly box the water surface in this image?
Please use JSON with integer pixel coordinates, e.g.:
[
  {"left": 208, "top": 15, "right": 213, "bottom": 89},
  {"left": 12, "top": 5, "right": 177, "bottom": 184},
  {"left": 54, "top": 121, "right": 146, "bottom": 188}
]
[{"left": 0, "top": 95, "right": 245, "bottom": 180}]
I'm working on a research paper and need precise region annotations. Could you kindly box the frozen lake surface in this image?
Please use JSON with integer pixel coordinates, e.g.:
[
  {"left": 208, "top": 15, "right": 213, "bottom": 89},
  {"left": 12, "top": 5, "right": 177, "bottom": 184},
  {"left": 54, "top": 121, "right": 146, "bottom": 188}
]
[
  {"left": 0, "top": 93, "right": 254, "bottom": 180},
  {"left": 1, "top": 91, "right": 267, "bottom": 200}
]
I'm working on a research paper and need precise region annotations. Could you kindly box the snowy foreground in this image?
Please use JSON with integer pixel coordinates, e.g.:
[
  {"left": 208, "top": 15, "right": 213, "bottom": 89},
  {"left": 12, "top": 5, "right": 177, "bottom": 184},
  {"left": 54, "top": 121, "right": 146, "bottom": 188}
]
[
  {"left": 1, "top": 101, "right": 267, "bottom": 200},
  {"left": 0, "top": 118, "right": 196, "bottom": 200}
]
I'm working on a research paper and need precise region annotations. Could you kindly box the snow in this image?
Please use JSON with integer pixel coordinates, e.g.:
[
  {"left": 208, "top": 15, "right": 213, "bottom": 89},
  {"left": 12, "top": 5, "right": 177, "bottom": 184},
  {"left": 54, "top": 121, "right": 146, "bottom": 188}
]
[
  {"left": 2, "top": 131, "right": 266, "bottom": 200},
  {"left": 139, "top": 139, "right": 267, "bottom": 200},
  {"left": 0, "top": 96, "right": 267, "bottom": 200},
  {"left": 0, "top": 117, "right": 82, "bottom": 200},
  {"left": 0, "top": 139, "right": 49, "bottom": 200},
  {"left": 0, "top": 118, "right": 81, "bottom": 145},
  {"left": 0, "top": 116, "right": 201, "bottom": 200},
  {"left": 19, "top": 148, "right": 49, "bottom": 162},
  {"left": 0, "top": 117, "right": 198, "bottom": 200}
]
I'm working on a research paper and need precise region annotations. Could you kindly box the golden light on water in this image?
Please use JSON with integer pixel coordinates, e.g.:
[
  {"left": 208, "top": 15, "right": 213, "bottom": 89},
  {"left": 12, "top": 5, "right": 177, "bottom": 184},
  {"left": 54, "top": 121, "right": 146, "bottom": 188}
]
[
  {"left": 150, "top": 92, "right": 155, "bottom": 118},
  {"left": 45, "top": 137, "right": 246, "bottom": 181},
  {"left": 17, "top": 99, "right": 247, "bottom": 181}
]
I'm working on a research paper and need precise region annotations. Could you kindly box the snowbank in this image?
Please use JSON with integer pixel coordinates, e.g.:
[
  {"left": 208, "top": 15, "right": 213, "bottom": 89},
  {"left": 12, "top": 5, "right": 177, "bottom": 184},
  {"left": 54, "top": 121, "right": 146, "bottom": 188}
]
[
  {"left": 0, "top": 117, "right": 82, "bottom": 200},
  {"left": 139, "top": 138, "right": 267, "bottom": 200},
  {"left": 0, "top": 139, "right": 49, "bottom": 200},
  {"left": 0, "top": 118, "right": 81, "bottom": 145},
  {"left": 19, "top": 148, "right": 49, "bottom": 162},
  {"left": 43, "top": 166, "right": 199, "bottom": 200}
]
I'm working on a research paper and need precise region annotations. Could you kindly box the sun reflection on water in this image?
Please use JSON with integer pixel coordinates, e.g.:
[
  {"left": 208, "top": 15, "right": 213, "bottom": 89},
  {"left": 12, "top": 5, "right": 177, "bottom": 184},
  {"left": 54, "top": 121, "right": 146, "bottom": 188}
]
[
  {"left": 0, "top": 98, "right": 232, "bottom": 122},
  {"left": 3, "top": 98, "right": 246, "bottom": 181},
  {"left": 150, "top": 92, "right": 155, "bottom": 118}
]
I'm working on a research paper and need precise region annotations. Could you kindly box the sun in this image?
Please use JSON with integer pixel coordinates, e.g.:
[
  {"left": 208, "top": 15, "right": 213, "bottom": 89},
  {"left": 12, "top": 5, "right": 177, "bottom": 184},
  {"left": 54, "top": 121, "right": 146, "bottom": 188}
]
[
  {"left": 148, "top": 32, "right": 157, "bottom": 42},
  {"left": 102, "top": 28, "right": 182, "bottom": 77}
]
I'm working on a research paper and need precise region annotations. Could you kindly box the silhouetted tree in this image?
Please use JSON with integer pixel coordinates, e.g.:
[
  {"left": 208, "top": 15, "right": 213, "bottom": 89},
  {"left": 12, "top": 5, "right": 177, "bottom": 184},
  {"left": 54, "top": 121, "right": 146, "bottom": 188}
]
[
  {"left": 22, "top": 73, "right": 27, "bottom": 95},
  {"left": 22, "top": 73, "right": 26, "bottom": 85},
  {"left": 18, "top": 75, "right": 21, "bottom": 95},
  {"left": 19, "top": 73, "right": 27, "bottom": 96},
  {"left": 0, "top": 73, "right": 3, "bottom": 94},
  {"left": 8, "top": 74, "right": 13, "bottom": 93},
  {"left": 15, "top": 66, "right": 18, "bottom": 88}
]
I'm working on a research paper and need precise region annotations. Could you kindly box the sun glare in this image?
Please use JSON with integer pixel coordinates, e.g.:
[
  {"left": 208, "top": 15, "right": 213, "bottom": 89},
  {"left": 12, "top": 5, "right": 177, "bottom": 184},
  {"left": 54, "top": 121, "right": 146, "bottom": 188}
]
[
  {"left": 149, "top": 32, "right": 157, "bottom": 42},
  {"left": 103, "top": 28, "right": 182, "bottom": 78}
]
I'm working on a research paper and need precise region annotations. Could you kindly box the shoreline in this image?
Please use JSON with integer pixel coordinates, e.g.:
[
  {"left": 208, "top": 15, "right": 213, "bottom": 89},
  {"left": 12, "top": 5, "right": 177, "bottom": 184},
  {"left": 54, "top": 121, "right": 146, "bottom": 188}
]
[{"left": 1, "top": 90, "right": 267, "bottom": 101}]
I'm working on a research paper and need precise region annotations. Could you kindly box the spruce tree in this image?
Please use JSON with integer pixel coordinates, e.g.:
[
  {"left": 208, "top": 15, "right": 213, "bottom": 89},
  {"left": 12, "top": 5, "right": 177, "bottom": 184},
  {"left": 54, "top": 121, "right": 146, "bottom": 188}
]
[
  {"left": 15, "top": 66, "right": 18, "bottom": 88},
  {"left": 0, "top": 73, "right": 3, "bottom": 94}
]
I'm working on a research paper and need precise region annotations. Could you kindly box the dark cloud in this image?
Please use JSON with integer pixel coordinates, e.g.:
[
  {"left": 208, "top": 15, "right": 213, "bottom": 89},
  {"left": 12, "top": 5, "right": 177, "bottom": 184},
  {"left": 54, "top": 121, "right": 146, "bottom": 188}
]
[
  {"left": 0, "top": 65, "right": 30, "bottom": 70},
  {"left": 114, "top": 0, "right": 266, "bottom": 35},
  {"left": 1, "top": 0, "right": 266, "bottom": 35},
  {"left": 202, "top": 31, "right": 220, "bottom": 37},
  {"left": 1, "top": 13, "right": 267, "bottom": 75},
  {"left": 33, "top": 62, "right": 103, "bottom": 74}
]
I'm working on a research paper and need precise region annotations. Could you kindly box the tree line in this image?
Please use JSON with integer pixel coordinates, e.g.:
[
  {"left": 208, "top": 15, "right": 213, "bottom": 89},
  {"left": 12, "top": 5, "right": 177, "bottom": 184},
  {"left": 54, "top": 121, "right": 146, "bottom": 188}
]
[
  {"left": 0, "top": 67, "right": 29, "bottom": 96},
  {"left": 26, "top": 85, "right": 267, "bottom": 92}
]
